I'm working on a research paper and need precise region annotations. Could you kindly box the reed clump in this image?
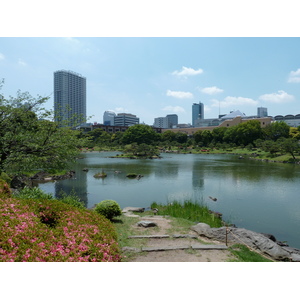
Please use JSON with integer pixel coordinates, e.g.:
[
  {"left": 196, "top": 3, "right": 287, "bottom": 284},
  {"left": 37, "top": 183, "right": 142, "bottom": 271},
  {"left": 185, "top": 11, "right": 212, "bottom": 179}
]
[{"left": 151, "top": 200, "right": 223, "bottom": 228}]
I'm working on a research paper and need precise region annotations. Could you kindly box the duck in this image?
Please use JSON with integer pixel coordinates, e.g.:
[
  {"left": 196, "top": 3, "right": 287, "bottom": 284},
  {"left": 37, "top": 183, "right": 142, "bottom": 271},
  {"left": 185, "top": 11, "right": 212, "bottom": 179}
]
[{"left": 209, "top": 196, "right": 217, "bottom": 201}]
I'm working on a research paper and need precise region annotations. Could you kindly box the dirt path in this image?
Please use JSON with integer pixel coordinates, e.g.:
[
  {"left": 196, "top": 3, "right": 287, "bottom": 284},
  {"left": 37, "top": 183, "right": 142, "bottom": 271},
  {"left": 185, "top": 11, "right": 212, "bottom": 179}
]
[{"left": 123, "top": 214, "right": 235, "bottom": 262}]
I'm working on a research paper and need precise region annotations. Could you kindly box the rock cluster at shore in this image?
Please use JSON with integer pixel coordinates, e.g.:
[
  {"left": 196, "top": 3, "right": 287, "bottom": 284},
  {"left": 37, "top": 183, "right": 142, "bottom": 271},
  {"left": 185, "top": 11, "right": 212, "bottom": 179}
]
[
  {"left": 191, "top": 223, "right": 300, "bottom": 262},
  {"left": 10, "top": 171, "right": 76, "bottom": 189}
]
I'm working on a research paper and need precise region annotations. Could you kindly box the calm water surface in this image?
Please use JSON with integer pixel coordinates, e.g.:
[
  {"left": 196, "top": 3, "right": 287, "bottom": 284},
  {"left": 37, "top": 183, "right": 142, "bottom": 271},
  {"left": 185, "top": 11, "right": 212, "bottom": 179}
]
[{"left": 39, "top": 152, "right": 300, "bottom": 249}]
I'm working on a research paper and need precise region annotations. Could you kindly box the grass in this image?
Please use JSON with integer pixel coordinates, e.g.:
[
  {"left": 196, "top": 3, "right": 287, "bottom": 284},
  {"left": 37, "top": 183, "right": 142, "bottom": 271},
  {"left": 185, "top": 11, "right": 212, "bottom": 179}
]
[
  {"left": 112, "top": 215, "right": 150, "bottom": 261},
  {"left": 151, "top": 200, "right": 224, "bottom": 228},
  {"left": 228, "top": 244, "right": 273, "bottom": 262}
]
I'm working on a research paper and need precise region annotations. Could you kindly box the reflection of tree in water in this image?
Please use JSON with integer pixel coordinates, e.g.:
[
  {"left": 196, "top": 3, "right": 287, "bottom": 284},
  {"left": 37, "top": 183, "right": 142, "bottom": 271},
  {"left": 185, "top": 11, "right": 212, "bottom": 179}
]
[{"left": 54, "top": 169, "right": 88, "bottom": 207}]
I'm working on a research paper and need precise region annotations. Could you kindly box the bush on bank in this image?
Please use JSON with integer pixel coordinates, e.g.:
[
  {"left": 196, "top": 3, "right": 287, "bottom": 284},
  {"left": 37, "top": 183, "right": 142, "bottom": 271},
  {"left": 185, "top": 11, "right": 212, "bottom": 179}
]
[
  {"left": 0, "top": 195, "right": 121, "bottom": 262},
  {"left": 95, "top": 200, "right": 122, "bottom": 220}
]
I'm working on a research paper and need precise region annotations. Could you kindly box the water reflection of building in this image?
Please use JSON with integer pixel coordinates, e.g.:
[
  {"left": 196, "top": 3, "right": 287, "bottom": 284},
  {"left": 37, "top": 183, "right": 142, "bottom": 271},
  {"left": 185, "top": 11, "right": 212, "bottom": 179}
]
[
  {"left": 192, "top": 161, "right": 204, "bottom": 190},
  {"left": 54, "top": 168, "right": 88, "bottom": 207}
]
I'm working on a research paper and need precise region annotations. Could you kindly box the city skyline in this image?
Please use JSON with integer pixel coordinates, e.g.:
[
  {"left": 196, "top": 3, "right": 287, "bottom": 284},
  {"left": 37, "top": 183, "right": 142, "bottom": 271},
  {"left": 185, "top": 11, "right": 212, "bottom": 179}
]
[{"left": 1, "top": 37, "right": 300, "bottom": 126}]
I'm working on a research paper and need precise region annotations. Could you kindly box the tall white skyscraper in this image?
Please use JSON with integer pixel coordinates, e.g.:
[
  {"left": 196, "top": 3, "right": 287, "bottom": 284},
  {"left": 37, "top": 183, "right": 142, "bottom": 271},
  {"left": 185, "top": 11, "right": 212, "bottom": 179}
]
[{"left": 54, "top": 70, "right": 86, "bottom": 127}]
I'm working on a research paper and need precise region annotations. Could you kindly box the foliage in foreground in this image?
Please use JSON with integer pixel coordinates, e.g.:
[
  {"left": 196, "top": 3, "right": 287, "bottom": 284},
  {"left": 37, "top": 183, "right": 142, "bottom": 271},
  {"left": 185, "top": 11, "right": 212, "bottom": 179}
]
[
  {"left": 14, "top": 186, "right": 85, "bottom": 209},
  {"left": 0, "top": 196, "right": 121, "bottom": 262},
  {"left": 0, "top": 83, "right": 88, "bottom": 174},
  {"left": 151, "top": 200, "right": 224, "bottom": 228}
]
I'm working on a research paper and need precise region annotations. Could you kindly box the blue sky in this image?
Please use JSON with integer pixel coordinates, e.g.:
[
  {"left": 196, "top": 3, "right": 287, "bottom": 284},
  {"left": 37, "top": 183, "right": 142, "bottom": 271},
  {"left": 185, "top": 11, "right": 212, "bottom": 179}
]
[{"left": 1, "top": 37, "right": 300, "bottom": 125}]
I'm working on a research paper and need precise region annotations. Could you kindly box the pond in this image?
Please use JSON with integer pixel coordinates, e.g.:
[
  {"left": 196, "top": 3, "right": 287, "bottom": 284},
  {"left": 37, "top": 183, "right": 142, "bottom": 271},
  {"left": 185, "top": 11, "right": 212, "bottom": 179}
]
[{"left": 38, "top": 152, "right": 300, "bottom": 249}]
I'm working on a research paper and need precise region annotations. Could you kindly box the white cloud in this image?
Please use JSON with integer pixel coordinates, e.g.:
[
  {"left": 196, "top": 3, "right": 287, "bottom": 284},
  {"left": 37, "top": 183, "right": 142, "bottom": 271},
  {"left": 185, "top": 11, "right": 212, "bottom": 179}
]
[
  {"left": 211, "top": 96, "right": 258, "bottom": 108},
  {"left": 288, "top": 69, "right": 300, "bottom": 83},
  {"left": 172, "top": 66, "right": 203, "bottom": 76},
  {"left": 0, "top": 53, "right": 4, "bottom": 60},
  {"left": 259, "top": 90, "right": 294, "bottom": 103},
  {"left": 114, "top": 107, "right": 129, "bottom": 113},
  {"left": 162, "top": 106, "right": 186, "bottom": 113},
  {"left": 166, "top": 90, "right": 193, "bottom": 99},
  {"left": 200, "top": 86, "right": 224, "bottom": 95},
  {"left": 18, "top": 59, "right": 27, "bottom": 67}
]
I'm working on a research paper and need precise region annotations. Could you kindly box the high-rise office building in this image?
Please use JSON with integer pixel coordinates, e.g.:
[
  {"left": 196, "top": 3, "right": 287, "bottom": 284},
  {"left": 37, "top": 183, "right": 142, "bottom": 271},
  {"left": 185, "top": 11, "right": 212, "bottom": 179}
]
[
  {"left": 257, "top": 107, "right": 268, "bottom": 118},
  {"left": 114, "top": 113, "right": 139, "bottom": 126},
  {"left": 103, "top": 111, "right": 116, "bottom": 125},
  {"left": 166, "top": 114, "right": 178, "bottom": 128},
  {"left": 54, "top": 70, "right": 86, "bottom": 127},
  {"left": 154, "top": 117, "right": 169, "bottom": 128},
  {"left": 192, "top": 102, "right": 204, "bottom": 127}
]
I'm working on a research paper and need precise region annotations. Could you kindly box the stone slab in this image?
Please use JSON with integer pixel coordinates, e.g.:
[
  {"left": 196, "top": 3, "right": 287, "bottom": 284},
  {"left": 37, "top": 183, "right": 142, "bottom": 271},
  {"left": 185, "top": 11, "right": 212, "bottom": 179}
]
[
  {"left": 172, "top": 234, "right": 198, "bottom": 239},
  {"left": 128, "top": 235, "right": 170, "bottom": 239},
  {"left": 122, "top": 207, "right": 145, "bottom": 213},
  {"left": 191, "top": 244, "right": 228, "bottom": 250},
  {"left": 142, "top": 245, "right": 190, "bottom": 252}
]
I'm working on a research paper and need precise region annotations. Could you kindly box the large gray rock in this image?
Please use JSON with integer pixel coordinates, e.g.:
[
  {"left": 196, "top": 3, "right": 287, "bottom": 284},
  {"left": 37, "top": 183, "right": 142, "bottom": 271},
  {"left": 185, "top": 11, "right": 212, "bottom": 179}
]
[
  {"left": 191, "top": 223, "right": 296, "bottom": 261},
  {"left": 122, "top": 207, "right": 145, "bottom": 213},
  {"left": 137, "top": 221, "right": 158, "bottom": 228}
]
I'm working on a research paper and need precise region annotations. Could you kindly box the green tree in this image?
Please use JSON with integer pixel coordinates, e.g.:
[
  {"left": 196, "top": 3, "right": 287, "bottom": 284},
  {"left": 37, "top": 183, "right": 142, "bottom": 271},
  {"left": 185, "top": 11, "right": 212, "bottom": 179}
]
[
  {"left": 277, "top": 137, "right": 300, "bottom": 160},
  {"left": 161, "top": 130, "right": 176, "bottom": 143},
  {"left": 263, "top": 121, "right": 290, "bottom": 141},
  {"left": 235, "top": 120, "right": 263, "bottom": 146},
  {"left": 223, "top": 120, "right": 262, "bottom": 146},
  {"left": 212, "top": 127, "right": 227, "bottom": 143},
  {"left": 0, "top": 87, "right": 87, "bottom": 173},
  {"left": 121, "top": 124, "right": 160, "bottom": 145},
  {"left": 174, "top": 132, "right": 188, "bottom": 144}
]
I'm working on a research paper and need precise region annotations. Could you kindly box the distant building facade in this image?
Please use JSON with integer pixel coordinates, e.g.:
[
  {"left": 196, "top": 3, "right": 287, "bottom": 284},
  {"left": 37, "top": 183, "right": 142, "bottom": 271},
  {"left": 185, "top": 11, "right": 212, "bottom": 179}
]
[
  {"left": 54, "top": 70, "right": 86, "bottom": 127},
  {"left": 257, "top": 107, "right": 268, "bottom": 118},
  {"left": 114, "top": 113, "right": 139, "bottom": 126},
  {"left": 192, "top": 102, "right": 204, "bottom": 126},
  {"left": 154, "top": 117, "right": 169, "bottom": 128},
  {"left": 166, "top": 114, "right": 178, "bottom": 128},
  {"left": 274, "top": 114, "right": 300, "bottom": 127},
  {"left": 162, "top": 116, "right": 272, "bottom": 135},
  {"left": 103, "top": 111, "right": 116, "bottom": 125}
]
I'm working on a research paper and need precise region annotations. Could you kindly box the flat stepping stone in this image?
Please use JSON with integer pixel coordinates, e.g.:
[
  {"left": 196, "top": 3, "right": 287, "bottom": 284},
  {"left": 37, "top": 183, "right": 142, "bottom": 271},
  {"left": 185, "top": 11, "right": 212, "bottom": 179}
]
[
  {"left": 191, "top": 244, "right": 228, "bottom": 250},
  {"left": 172, "top": 234, "right": 198, "bottom": 239},
  {"left": 123, "top": 213, "right": 140, "bottom": 218},
  {"left": 137, "top": 221, "right": 158, "bottom": 227},
  {"left": 122, "top": 207, "right": 145, "bottom": 213},
  {"left": 128, "top": 235, "right": 170, "bottom": 239},
  {"left": 142, "top": 245, "right": 190, "bottom": 252},
  {"left": 122, "top": 244, "right": 228, "bottom": 253}
]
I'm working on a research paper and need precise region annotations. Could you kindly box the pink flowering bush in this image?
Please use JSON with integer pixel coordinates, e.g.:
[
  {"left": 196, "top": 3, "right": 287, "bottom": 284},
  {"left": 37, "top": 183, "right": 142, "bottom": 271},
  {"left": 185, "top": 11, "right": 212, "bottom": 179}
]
[{"left": 0, "top": 196, "right": 121, "bottom": 262}]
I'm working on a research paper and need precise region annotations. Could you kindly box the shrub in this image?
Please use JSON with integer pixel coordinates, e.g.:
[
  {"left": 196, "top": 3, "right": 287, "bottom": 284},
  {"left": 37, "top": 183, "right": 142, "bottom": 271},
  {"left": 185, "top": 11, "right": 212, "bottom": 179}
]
[
  {"left": 14, "top": 186, "right": 54, "bottom": 200},
  {"left": 0, "top": 179, "right": 11, "bottom": 197},
  {"left": 95, "top": 200, "right": 122, "bottom": 220},
  {"left": 0, "top": 196, "right": 121, "bottom": 262},
  {"left": 0, "top": 172, "right": 12, "bottom": 185},
  {"left": 58, "top": 190, "right": 85, "bottom": 209}
]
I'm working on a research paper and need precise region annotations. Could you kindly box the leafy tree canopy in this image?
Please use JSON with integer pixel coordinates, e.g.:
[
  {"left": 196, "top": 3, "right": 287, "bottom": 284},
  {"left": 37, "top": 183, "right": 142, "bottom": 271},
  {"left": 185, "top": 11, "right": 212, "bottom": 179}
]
[
  {"left": 121, "top": 124, "right": 160, "bottom": 145},
  {"left": 0, "top": 82, "right": 87, "bottom": 173}
]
